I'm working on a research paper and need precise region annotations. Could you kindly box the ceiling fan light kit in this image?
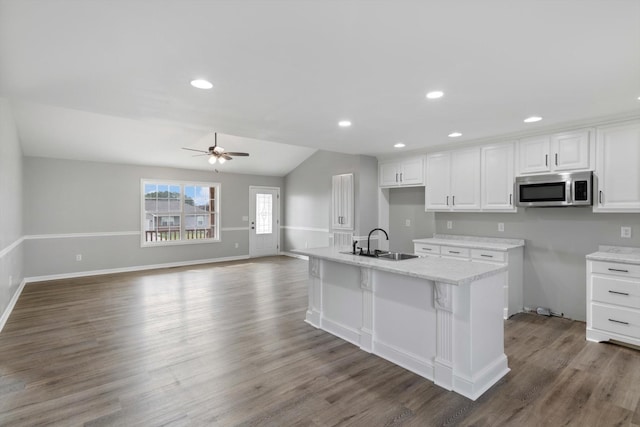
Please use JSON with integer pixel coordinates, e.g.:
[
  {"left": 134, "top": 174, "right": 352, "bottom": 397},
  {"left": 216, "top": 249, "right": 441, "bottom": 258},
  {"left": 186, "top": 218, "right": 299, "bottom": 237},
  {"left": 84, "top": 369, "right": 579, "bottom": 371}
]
[{"left": 182, "top": 132, "right": 250, "bottom": 167}]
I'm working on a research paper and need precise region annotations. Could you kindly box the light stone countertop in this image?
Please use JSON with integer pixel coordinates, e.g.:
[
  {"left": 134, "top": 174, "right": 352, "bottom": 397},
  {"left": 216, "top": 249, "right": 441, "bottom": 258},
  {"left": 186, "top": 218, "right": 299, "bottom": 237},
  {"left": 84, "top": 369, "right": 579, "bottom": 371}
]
[
  {"left": 586, "top": 245, "right": 640, "bottom": 265},
  {"left": 292, "top": 246, "right": 507, "bottom": 286},
  {"left": 413, "top": 234, "right": 525, "bottom": 251}
]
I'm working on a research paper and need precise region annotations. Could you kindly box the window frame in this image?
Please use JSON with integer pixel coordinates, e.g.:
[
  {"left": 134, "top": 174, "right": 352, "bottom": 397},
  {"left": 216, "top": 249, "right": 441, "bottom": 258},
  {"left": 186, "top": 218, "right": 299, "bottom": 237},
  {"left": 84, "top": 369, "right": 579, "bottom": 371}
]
[{"left": 140, "top": 179, "right": 221, "bottom": 247}]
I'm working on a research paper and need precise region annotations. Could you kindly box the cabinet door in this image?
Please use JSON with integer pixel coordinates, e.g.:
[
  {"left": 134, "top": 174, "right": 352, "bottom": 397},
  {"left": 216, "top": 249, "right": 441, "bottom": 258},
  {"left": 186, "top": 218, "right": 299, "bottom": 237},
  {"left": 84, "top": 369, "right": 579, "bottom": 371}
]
[
  {"left": 450, "top": 147, "right": 481, "bottom": 210},
  {"left": 399, "top": 157, "right": 425, "bottom": 186},
  {"left": 551, "top": 130, "right": 591, "bottom": 171},
  {"left": 518, "top": 136, "right": 550, "bottom": 174},
  {"left": 425, "top": 153, "right": 451, "bottom": 210},
  {"left": 594, "top": 122, "right": 640, "bottom": 212},
  {"left": 340, "top": 174, "right": 354, "bottom": 229},
  {"left": 481, "top": 142, "right": 516, "bottom": 211},
  {"left": 332, "top": 174, "right": 354, "bottom": 229},
  {"left": 379, "top": 162, "right": 399, "bottom": 187}
]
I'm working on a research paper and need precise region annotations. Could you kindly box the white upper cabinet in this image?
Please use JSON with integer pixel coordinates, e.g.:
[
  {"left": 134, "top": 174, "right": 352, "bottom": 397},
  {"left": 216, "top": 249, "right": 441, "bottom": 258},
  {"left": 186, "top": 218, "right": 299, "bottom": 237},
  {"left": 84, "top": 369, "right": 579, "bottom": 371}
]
[
  {"left": 331, "top": 173, "right": 354, "bottom": 230},
  {"left": 481, "top": 142, "right": 516, "bottom": 212},
  {"left": 425, "top": 152, "right": 451, "bottom": 210},
  {"left": 593, "top": 122, "right": 640, "bottom": 213},
  {"left": 379, "top": 156, "right": 425, "bottom": 187},
  {"left": 425, "top": 147, "right": 480, "bottom": 211},
  {"left": 518, "top": 129, "right": 592, "bottom": 174}
]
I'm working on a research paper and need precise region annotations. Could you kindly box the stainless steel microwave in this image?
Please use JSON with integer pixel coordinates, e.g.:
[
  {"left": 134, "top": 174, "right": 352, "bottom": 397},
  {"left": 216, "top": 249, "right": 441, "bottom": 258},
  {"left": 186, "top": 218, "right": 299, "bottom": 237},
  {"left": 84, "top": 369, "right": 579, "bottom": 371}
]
[{"left": 515, "top": 171, "right": 593, "bottom": 207}]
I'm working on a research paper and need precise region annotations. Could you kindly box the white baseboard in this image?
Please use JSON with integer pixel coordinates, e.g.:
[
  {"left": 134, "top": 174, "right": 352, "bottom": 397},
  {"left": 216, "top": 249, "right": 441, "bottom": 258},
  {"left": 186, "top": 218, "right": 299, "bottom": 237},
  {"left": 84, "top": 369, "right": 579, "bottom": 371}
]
[
  {"left": 281, "top": 251, "right": 308, "bottom": 260},
  {"left": 25, "top": 255, "right": 251, "bottom": 284},
  {"left": 0, "top": 278, "right": 26, "bottom": 333}
]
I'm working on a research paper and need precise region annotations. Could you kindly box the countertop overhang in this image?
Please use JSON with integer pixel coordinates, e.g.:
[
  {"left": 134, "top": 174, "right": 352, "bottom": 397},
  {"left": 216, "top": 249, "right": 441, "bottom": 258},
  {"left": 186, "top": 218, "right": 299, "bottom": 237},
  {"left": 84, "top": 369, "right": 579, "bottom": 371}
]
[
  {"left": 292, "top": 247, "right": 507, "bottom": 286},
  {"left": 413, "top": 234, "right": 525, "bottom": 251}
]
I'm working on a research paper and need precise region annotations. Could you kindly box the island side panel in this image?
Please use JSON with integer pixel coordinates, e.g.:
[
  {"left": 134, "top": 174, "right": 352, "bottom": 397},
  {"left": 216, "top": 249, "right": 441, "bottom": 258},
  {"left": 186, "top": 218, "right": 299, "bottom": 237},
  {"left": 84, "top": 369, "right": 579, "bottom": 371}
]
[
  {"left": 319, "top": 259, "right": 363, "bottom": 346},
  {"left": 372, "top": 270, "right": 437, "bottom": 380},
  {"left": 305, "top": 256, "right": 322, "bottom": 327},
  {"left": 452, "top": 271, "right": 510, "bottom": 400}
]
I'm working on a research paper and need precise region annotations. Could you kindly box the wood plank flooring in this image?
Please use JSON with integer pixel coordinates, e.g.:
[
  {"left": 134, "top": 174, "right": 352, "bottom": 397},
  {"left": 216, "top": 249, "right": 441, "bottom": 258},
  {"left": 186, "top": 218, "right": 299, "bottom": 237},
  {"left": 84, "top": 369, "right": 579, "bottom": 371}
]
[{"left": 1, "top": 256, "right": 639, "bottom": 426}]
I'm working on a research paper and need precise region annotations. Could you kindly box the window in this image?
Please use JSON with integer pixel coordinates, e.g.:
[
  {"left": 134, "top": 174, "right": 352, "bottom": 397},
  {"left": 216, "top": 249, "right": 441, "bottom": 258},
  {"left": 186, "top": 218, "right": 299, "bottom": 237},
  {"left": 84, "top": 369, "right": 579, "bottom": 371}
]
[
  {"left": 255, "top": 193, "right": 273, "bottom": 234},
  {"left": 142, "top": 180, "right": 220, "bottom": 245}
]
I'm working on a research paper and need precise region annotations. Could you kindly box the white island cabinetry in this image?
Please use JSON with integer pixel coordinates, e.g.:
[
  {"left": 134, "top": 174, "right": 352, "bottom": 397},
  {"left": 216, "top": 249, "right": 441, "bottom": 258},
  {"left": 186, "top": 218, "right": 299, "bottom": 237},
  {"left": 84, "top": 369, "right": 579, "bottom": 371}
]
[
  {"left": 294, "top": 247, "right": 510, "bottom": 401},
  {"left": 413, "top": 235, "right": 524, "bottom": 319}
]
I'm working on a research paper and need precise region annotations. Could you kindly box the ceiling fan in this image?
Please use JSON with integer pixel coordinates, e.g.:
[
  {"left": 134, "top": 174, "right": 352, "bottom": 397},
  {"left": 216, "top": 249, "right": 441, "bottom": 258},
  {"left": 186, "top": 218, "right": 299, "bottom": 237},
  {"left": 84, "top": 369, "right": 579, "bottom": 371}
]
[{"left": 182, "top": 133, "right": 250, "bottom": 165}]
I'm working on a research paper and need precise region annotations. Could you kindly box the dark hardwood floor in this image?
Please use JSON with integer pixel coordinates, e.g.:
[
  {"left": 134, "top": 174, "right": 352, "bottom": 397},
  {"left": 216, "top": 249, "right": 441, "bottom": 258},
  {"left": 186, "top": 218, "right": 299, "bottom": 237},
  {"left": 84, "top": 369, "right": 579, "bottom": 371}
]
[{"left": 1, "top": 256, "right": 639, "bottom": 426}]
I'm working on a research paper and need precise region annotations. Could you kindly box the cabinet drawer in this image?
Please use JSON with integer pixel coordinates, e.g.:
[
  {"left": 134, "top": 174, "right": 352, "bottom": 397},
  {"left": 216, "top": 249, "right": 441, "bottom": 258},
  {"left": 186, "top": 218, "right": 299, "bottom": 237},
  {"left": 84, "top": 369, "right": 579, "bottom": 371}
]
[
  {"left": 592, "top": 275, "right": 640, "bottom": 309},
  {"left": 441, "top": 246, "right": 470, "bottom": 258},
  {"left": 592, "top": 303, "right": 640, "bottom": 339},
  {"left": 471, "top": 249, "right": 505, "bottom": 263},
  {"left": 414, "top": 243, "right": 440, "bottom": 255},
  {"left": 591, "top": 261, "right": 640, "bottom": 278}
]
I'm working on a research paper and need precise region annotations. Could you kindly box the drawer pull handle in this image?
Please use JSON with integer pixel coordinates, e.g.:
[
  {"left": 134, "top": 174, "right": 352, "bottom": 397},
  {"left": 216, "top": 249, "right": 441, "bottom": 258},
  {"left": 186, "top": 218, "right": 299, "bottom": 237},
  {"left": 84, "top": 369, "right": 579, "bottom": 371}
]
[
  {"left": 422, "top": 247, "right": 432, "bottom": 251},
  {"left": 449, "top": 251, "right": 460, "bottom": 254},
  {"left": 480, "top": 254, "right": 494, "bottom": 258},
  {"left": 608, "top": 318, "right": 629, "bottom": 325},
  {"left": 608, "top": 290, "right": 630, "bottom": 296},
  {"left": 608, "top": 268, "right": 629, "bottom": 273}
]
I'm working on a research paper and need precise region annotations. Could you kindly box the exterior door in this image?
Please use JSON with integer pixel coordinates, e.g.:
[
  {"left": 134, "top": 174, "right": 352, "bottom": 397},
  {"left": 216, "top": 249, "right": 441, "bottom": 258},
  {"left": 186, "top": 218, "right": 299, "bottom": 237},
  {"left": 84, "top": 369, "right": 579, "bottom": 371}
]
[{"left": 249, "top": 186, "right": 280, "bottom": 257}]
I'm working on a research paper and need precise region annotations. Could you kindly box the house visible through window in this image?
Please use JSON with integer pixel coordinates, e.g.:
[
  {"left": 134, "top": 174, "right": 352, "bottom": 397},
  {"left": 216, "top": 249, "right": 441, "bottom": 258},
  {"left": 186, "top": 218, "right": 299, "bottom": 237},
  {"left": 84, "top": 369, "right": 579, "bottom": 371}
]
[{"left": 142, "top": 180, "right": 220, "bottom": 245}]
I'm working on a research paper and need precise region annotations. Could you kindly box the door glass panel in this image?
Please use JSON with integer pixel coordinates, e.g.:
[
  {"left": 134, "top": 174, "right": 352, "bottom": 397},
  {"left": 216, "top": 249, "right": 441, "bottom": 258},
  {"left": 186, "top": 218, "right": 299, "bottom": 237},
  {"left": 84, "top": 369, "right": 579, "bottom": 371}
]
[{"left": 255, "top": 193, "right": 273, "bottom": 234}]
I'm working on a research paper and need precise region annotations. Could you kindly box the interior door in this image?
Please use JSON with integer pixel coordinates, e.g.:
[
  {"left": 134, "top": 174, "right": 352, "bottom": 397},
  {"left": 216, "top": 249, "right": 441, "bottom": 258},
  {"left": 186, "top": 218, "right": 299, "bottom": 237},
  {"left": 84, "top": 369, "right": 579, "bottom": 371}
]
[{"left": 249, "top": 186, "right": 280, "bottom": 257}]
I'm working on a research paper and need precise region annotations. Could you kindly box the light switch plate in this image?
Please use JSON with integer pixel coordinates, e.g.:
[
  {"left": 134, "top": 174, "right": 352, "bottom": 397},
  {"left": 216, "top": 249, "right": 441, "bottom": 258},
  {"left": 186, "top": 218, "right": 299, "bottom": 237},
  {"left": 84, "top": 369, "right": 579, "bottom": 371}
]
[
  {"left": 621, "top": 226, "right": 632, "bottom": 238},
  {"left": 447, "top": 221, "right": 452, "bottom": 229},
  {"left": 405, "top": 219, "right": 411, "bottom": 227},
  {"left": 242, "top": 216, "right": 249, "bottom": 221},
  {"left": 498, "top": 223, "right": 504, "bottom": 232}
]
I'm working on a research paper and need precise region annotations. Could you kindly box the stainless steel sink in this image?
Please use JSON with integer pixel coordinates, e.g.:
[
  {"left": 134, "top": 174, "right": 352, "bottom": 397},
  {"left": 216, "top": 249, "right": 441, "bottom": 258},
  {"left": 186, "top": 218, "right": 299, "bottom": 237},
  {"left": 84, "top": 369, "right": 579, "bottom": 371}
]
[{"left": 377, "top": 252, "right": 419, "bottom": 261}]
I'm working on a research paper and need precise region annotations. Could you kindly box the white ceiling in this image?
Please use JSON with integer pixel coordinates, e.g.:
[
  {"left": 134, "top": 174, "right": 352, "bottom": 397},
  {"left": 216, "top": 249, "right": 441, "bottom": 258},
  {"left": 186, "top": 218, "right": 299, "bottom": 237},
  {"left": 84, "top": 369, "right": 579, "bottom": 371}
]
[{"left": 1, "top": 0, "right": 639, "bottom": 176}]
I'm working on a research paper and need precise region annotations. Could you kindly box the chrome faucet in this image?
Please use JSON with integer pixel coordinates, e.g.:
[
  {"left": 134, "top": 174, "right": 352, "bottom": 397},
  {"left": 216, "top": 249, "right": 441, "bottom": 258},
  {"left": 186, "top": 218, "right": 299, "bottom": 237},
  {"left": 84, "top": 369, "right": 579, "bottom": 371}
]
[{"left": 367, "top": 228, "right": 389, "bottom": 255}]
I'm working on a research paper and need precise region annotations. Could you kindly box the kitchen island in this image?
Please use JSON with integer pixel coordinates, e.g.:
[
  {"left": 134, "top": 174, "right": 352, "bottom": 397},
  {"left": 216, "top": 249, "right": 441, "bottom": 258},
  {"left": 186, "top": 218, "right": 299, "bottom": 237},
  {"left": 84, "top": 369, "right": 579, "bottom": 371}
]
[{"left": 293, "top": 247, "right": 510, "bottom": 400}]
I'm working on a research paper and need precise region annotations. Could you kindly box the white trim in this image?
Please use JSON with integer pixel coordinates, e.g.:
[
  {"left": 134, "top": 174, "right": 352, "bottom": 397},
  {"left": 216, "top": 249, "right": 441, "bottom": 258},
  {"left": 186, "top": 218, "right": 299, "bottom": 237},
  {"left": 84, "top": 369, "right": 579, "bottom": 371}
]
[
  {"left": 281, "top": 225, "right": 330, "bottom": 233},
  {"left": 221, "top": 227, "right": 250, "bottom": 232},
  {"left": 281, "top": 251, "right": 308, "bottom": 260},
  {"left": 25, "top": 255, "right": 250, "bottom": 284},
  {"left": 24, "top": 231, "right": 139, "bottom": 240},
  {"left": 0, "top": 236, "right": 24, "bottom": 259},
  {"left": 0, "top": 278, "right": 26, "bottom": 333}
]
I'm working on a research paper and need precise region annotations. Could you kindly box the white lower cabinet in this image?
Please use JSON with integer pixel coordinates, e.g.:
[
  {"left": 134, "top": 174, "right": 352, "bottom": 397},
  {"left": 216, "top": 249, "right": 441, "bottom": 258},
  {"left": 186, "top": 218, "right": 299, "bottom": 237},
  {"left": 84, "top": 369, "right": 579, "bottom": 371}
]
[
  {"left": 587, "top": 259, "right": 640, "bottom": 347},
  {"left": 414, "top": 238, "right": 524, "bottom": 319}
]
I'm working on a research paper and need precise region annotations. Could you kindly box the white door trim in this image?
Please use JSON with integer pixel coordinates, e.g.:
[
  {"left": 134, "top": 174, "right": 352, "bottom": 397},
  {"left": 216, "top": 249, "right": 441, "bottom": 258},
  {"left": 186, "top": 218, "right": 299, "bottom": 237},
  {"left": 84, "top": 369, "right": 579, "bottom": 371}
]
[{"left": 249, "top": 186, "right": 281, "bottom": 258}]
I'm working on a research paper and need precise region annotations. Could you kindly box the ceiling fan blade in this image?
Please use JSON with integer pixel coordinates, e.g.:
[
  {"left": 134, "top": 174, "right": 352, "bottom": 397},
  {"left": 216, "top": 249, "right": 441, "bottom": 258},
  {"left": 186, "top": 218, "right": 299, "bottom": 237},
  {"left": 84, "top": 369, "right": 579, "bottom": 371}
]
[
  {"left": 225, "top": 152, "right": 250, "bottom": 156},
  {"left": 221, "top": 154, "right": 233, "bottom": 161},
  {"left": 191, "top": 154, "right": 209, "bottom": 157},
  {"left": 182, "top": 147, "right": 209, "bottom": 154}
]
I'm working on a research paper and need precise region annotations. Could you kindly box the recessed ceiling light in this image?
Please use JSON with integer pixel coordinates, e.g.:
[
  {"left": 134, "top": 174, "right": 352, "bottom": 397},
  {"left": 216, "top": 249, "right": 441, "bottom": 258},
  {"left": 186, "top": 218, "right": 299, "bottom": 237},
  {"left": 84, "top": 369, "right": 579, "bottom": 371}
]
[
  {"left": 338, "top": 120, "right": 352, "bottom": 127},
  {"left": 394, "top": 142, "right": 406, "bottom": 148},
  {"left": 190, "top": 79, "right": 213, "bottom": 89},
  {"left": 524, "top": 116, "right": 543, "bottom": 123},
  {"left": 448, "top": 132, "right": 462, "bottom": 138},
  {"left": 637, "top": 96, "right": 640, "bottom": 101},
  {"left": 426, "top": 91, "right": 444, "bottom": 99}
]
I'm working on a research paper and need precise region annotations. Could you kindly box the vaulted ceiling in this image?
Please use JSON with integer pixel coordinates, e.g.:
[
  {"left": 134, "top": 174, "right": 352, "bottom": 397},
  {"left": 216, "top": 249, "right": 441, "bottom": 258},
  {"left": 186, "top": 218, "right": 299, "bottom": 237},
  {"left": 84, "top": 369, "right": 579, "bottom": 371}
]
[{"left": 1, "top": 0, "right": 638, "bottom": 176}]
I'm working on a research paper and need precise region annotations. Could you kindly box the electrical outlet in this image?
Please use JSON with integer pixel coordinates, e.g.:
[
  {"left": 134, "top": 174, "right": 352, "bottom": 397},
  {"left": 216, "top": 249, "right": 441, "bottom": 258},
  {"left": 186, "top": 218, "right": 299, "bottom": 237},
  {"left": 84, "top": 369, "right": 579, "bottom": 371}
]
[
  {"left": 621, "top": 226, "right": 632, "bottom": 238},
  {"left": 405, "top": 219, "right": 411, "bottom": 227},
  {"left": 234, "top": 242, "right": 239, "bottom": 248},
  {"left": 76, "top": 254, "right": 82, "bottom": 261},
  {"left": 305, "top": 241, "right": 308, "bottom": 248},
  {"left": 498, "top": 223, "right": 504, "bottom": 232},
  {"left": 447, "top": 221, "right": 453, "bottom": 230},
  {"left": 8, "top": 275, "right": 12, "bottom": 285}
]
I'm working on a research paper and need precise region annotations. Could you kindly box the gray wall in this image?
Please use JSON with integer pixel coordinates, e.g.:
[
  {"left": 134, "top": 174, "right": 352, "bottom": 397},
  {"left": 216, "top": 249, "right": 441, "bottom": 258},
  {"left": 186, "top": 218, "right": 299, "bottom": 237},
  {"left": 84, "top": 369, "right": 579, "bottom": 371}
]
[
  {"left": 388, "top": 187, "right": 435, "bottom": 253},
  {"left": 23, "top": 157, "right": 283, "bottom": 277},
  {"left": 283, "top": 150, "right": 378, "bottom": 251},
  {"left": 0, "top": 98, "right": 24, "bottom": 319},
  {"left": 432, "top": 209, "right": 640, "bottom": 321}
]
